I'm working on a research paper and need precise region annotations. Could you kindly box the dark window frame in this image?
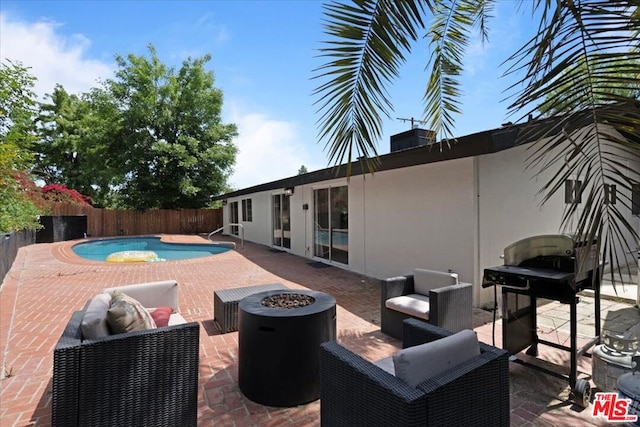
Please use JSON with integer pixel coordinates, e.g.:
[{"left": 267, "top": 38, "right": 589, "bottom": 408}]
[
  {"left": 604, "top": 184, "right": 617, "bottom": 205},
  {"left": 242, "top": 198, "right": 253, "bottom": 222},
  {"left": 632, "top": 184, "right": 640, "bottom": 215},
  {"left": 564, "top": 179, "right": 583, "bottom": 204},
  {"left": 229, "top": 201, "right": 239, "bottom": 235}
]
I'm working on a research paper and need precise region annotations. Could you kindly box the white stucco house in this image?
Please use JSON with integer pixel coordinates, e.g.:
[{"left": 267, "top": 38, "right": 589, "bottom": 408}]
[{"left": 215, "top": 118, "right": 640, "bottom": 308}]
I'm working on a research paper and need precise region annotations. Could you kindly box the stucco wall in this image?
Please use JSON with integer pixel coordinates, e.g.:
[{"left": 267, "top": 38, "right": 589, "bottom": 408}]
[
  {"left": 475, "top": 144, "right": 567, "bottom": 307},
  {"left": 223, "top": 162, "right": 477, "bottom": 286},
  {"left": 351, "top": 159, "right": 476, "bottom": 283},
  {"left": 222, "top": 192, "right": 274, "bottom": 246},
  {"left": 222, "top": 132, "right": 639, "bottom": 308},
  {"left": 475, "top": 135, "right": 640, "bottom": 307}
]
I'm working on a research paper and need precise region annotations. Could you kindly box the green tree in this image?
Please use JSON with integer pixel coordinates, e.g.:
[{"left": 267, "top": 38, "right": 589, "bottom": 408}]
[
  {"left": 0, "top": 60, "right": 42, "bottom": 231},
  {"left": 314, "top": 0, "right": 640, "bottom": 281},
  {"left": 0, "top": 60, "right": 38, "bottom": 150},
  {"left": 107, "top": 45, "right": 238, "bottom": 209},
  {"left": 539, "top": 55, "right": 640, "bottom": 117},
  {"left": 35, "top": 85, "right": 121, "bottom": 207},
  {"left": 37, "top": 86, "right": 93, "bottom": 192},
  {"left": 32, "top": 46, "right": 238, "bottom": 209},
  {"left": 298, "top": 165, "right": 309, "bottom": 174}
]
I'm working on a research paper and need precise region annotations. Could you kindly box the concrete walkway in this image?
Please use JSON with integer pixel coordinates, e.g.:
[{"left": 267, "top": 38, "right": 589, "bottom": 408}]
[{"left": 1, "top": 235, "right": 638, "bottom": 426}]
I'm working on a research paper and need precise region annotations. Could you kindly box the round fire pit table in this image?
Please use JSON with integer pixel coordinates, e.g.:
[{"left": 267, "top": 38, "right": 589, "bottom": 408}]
[{"left": 238, "top": 289, "right": 336, "bottom": 407}]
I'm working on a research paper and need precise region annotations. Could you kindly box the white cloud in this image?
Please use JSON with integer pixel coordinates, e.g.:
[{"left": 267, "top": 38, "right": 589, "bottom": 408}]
[
  {"left": 0, "top": 13, "right": 113, "bottom": 98},
  {"left": 226, "top": 106, "right": 325, "bottom": 190},
  {"left": 194, "top": 13, "right": 230, "bottom": 44}
]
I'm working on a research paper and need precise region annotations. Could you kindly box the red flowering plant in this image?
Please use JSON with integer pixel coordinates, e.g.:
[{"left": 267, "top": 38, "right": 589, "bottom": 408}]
[{"left": 41, "top": 184, "right": 92, "bottom": 207}]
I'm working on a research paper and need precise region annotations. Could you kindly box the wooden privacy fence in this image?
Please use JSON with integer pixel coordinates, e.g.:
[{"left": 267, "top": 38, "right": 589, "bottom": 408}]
[{"left": 48, "top": 203, "right": 223, "bottom": 238}]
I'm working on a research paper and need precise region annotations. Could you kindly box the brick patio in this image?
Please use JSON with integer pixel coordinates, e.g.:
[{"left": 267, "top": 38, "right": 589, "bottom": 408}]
[{"left": 0, "top": 234, "right": 628, "bottom": 426}]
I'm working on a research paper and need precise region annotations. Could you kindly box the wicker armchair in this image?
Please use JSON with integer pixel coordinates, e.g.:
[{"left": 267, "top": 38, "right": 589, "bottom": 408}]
[
  {"left": 320, "top": 319, "right": 509, "bottom": 427},
  {"left": 381, "top": 268, "right": 473, "bottom": 339},
  {"left": 52, "top": 281, "right": 200, "bottom": 427}
]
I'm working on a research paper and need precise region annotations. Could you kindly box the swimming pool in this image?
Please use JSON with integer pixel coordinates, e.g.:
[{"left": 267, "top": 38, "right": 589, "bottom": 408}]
[{"left": 72, "top": 237, "right": 231, "bottom": 262}]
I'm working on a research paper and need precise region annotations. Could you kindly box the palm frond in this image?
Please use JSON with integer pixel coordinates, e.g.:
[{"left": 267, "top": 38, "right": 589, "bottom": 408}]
[
  {"left": 423, "top": 0, "right": 493, "bottom": 143},
  {"left": 313, "top": 0, "right": 428, "bottom": 173},
  {"left": 506, "top": 0, "right": 640, "bottom": 286}
]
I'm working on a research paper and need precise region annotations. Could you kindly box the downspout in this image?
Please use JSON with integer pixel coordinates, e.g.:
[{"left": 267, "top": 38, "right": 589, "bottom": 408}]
[
  {"left": 362, "top": 177, "right": 366, "bottom": 275},
  {"left": 636, "top": 248, "right": 639, "bottom": 308},
  {"left": 304, "top": 187, "right": 309, "bottom": 258},
  {"left": 473, "top": 156, "right": 481, "bottom": 307}
]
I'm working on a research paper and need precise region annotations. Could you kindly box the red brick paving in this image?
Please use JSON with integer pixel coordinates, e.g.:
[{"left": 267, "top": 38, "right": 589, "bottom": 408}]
[{"left": 0, "top": 235, "right": 610, "bottom": 426}]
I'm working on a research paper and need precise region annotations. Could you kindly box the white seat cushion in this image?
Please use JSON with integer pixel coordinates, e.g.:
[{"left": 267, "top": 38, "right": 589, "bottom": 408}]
[
  {"left": 392, "top": 329, "right": 480, "bottom": 387},
  {"left": 168, "top": 312, "right": 188, "bottom": 326},
  {"left": 385, "top": 294, "right": 430, "bottom": 319}
]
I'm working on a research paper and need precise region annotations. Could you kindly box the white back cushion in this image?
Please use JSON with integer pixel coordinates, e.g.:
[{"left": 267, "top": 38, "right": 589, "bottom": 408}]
[
  {"left": 413, "top": 269, "right": 458, "bottom": 295},
  {"left": 392, "top": 329, "right": 480, "bottom": 387},
  {"left": 102, "top": 280, "right": 179, "bottom": 311}
]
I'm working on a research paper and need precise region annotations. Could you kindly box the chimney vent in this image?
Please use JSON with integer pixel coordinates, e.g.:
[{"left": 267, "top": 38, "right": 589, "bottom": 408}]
[{"left": 390, "top": 128, "right": 436, "bottom": 152}]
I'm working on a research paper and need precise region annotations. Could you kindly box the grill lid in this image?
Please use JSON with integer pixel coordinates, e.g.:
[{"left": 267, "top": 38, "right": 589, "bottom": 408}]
[{"left": 503, "top": 234, "right": 574, "bottom": 266}]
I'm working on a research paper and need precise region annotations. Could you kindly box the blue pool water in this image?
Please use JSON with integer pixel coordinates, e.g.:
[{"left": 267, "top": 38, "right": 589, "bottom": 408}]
[{"left": 72, "top": 237, "right": 231, "bottom": 262}]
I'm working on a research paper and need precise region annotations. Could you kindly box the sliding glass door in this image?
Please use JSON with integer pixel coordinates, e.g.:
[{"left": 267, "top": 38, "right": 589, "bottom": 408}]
[
  {"left": 314, "top": 186, "right": 348, "bottom": 264},
  {"left": 272, "top": 194, "right": 291, "bottom": 249}
]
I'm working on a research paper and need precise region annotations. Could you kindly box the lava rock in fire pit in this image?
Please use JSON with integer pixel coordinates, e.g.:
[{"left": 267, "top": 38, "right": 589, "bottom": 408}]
[{"left": 261, "top": 293, "right": 315, "bottom": 309}]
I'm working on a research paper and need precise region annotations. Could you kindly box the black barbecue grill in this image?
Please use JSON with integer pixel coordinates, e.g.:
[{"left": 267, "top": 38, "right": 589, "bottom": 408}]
[{"left": 482, "top": 234, "right": 602, "bottom": 407}]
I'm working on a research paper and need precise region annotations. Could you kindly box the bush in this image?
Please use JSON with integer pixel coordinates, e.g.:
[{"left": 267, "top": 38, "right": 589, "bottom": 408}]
[
  {"left": 0, "top": 176, "right": 93, "bottom": 232},
  {"left": 0, "top": 187, "right": 42, "bottom": 232}
]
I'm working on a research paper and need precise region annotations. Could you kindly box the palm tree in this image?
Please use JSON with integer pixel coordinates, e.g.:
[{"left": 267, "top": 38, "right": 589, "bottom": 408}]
[{"left": 314, "top": 0, "right": 640, "bottom": 284}]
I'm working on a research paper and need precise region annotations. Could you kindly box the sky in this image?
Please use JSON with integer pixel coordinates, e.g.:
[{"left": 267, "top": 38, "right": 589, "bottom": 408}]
[{"left": 0, "top": 0, "right": 535, "bottom": 190}]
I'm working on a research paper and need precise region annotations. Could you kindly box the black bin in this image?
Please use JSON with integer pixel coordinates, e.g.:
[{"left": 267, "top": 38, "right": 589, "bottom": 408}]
[{"left": 36, "top": 215, "right": 87, "bottom": 243}]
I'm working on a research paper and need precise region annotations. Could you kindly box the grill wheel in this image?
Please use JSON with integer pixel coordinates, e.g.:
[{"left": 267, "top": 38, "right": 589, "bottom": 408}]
[{"left": 572, "top": 378, "right": 592, "bottom": 407}]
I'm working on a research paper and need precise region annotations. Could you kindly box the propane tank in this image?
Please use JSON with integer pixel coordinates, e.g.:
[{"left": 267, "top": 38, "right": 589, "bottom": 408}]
[{"left": 617, "top": 355, "right": 640, "bottom": 426}]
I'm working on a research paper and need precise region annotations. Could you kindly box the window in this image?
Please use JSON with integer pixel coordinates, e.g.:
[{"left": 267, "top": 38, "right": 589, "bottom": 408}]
[
  {"left": 242, "top": 198, "right": 253, "bottom": 222},
  {"left": 564, "top": 179, "right": 583, "bottom": 204},
  {"left": 632, "top": 184, "right": 640, "bottom": 215}
]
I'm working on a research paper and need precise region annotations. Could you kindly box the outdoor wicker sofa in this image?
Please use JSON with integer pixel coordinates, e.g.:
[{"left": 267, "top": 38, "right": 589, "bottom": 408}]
[
  {"left": 381, "top": 268, "right": 473, "bottom": 339},
  {"left": 52, "top": 280, "right": 200, "bottom": 427},
  {"left": 319, "top": 319, "right": 510, "bottom": 426}
]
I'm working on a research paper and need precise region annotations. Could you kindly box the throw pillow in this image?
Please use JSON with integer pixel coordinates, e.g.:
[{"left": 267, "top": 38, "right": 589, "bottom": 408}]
[
  {"left": 392, "top": 329, "right": 480, "bottom": 387},
  {"left": 81, "top": 293, "right": 112, "bottom": 339},
  {"left": 150, "top": 306, "right": 173, "bottom": 328},
  {"left": 107, "top": 290, "right": 157, "bottom": 334}
]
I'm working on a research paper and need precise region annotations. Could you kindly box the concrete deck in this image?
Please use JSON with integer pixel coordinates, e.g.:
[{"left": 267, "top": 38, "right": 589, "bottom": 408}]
[{"left": 1, "top": 235, "right": 638, "bottom": 426}]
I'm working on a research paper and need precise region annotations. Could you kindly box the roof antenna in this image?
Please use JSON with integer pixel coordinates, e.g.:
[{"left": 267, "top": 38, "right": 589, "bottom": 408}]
[{"left": 397, "top": 117, "right": 427, "bottom": 130}]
